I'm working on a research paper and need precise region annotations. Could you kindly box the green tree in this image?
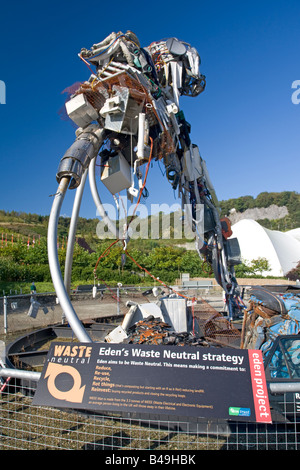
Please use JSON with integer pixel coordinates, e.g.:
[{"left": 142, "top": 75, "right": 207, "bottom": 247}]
[{"left": 250, "top": 258, "right": 271, "bottom": 276}]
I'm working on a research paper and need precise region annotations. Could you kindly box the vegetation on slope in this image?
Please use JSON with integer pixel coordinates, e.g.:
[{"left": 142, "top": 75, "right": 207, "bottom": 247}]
[{"left": 0, "top": 191, "right": 298, "bottom": 288}]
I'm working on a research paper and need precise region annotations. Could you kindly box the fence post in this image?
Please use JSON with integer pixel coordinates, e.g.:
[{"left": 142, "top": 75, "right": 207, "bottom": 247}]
[
  {"left": 117, "top": 286, "right": 120, "bottom": 316},
  {"left": 3, "top": 296, "right": 8, "bottom": 334},
  {"left": 117, "top": 283, "right": 122, "bottom": 316}
]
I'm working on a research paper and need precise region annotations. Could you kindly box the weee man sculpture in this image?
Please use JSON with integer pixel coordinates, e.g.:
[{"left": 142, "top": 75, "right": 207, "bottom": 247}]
[{"left": 48, "top": 31, "right": 242, "bottom": 343}]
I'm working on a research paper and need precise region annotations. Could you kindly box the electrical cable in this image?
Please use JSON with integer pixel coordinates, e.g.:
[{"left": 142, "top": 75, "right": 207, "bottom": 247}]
[
  {"left": 124, "top": 249, "right": 195, "bottom": 303},
  {"left": 81, "top": 34, "right": 140, "bottom": 64},
  {"left": 78, "top": 54, "right": 95, "bottom": 75},
  {"left": 128, "top": 136, "right": 153, "bottom": 225},
  {"left": 93, "top": 137, "right": 153, "bottom": 278}
]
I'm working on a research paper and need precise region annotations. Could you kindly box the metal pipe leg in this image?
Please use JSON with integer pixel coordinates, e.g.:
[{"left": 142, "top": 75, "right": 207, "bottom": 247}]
[
  {"left": 64, "top": 169, "right": 88, "bottom": 295},
  {"left": 89, "top": 157, "right": 120, "bottom": 239},
  {"left": 47, "top": 176, "right": 92, "bottom": 343}
]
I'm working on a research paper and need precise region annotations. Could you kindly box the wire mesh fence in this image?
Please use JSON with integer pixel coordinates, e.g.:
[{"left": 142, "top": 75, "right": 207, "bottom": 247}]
[
  {"left": 0, "top": 284, "right": 221, "bottom": 336},
  {"left": 1, "top": 378, "right": 300, "bottom": 450}
]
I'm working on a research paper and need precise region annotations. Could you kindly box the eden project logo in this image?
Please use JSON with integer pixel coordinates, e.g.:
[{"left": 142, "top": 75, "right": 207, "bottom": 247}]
[{"left": 0, "top": 80, "right": 6, "bottom": 104}]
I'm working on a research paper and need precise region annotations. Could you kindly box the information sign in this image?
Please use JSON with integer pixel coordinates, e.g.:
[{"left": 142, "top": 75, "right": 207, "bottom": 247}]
[{"left": 33, "top": 342, "right": 271, "bottom": 423}]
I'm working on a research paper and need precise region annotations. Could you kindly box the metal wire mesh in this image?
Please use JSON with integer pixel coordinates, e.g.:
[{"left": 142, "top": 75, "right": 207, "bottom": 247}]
[
  {"left": 192, "top": 299, "right": 242, "bottom": 348},
  {"left": 1, "top": 379, "right": 299, "bottom": 450}
]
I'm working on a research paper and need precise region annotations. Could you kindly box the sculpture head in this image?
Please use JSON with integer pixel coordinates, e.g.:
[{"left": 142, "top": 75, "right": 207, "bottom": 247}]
[
  {"left": 79, "top": 32, "right": 206, "bottom": 106},
  {"left": 146, "top": 37, "right": 206, "bottom": 101}
]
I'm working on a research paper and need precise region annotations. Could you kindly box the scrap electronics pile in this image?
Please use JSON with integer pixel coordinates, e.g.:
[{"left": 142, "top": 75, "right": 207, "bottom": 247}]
[
  {"left": 106, "top": 296, "right": 241, "bottom": 349},
  {"left": 122, "top": 316, "right": 210, "bottom": 347},
  {"left": 106, "top": 286, "right": 300, "bottom": 354}
]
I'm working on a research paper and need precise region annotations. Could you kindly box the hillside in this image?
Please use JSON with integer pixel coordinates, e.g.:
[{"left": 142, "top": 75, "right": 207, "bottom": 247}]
[
  {"left": 219, "top": 191, "right": 300, "bottom": 231},
  {"left": 0, "top": 191, "right": 299, "bottom": 245},
  {"left": 0, "top": 191, "right": 299, "bottom": 286},
  {"left": 0, "top": 210, "right": 99, "bottom": 249}
]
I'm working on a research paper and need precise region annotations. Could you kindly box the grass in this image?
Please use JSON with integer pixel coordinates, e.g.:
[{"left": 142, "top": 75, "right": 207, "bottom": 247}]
[
  {"left": 0, "top": 281, "right": 55, "bottom": 296},
  {"left": 0, "top": 277, "right": 164, "bottom": 296}
]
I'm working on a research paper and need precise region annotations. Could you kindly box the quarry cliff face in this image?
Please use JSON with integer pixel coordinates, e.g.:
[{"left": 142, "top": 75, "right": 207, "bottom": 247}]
[{"left": 228, "top": 205, "right": 288, "bottom": 224}]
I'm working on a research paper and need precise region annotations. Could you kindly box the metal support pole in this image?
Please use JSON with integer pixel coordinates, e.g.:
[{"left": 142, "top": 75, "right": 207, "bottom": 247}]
[
  {"left": 117, "top": 286, "right": 120, "bottom": 316},
  {"left": 89, "top": 157, "right": 120, "bottom": 239},
  {"left": 47, "top": 177, "right": 92, "bottom": 343},
  {"left": 268, "top": 382, "right": 300, "bottom": 394},
  {"left": 64, "top": 169, "right": 88, "bottom": 296},
  {"left": 0, "top": 367, "right": 41, "bottom": 382},
  {"left": 3, "top": 296, "right": 7, "bottom": 334}
]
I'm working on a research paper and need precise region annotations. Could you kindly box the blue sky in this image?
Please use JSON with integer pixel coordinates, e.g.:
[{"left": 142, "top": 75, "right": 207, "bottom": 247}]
[{"left": 0, "top": 0, "right": 299, "bottom": 220}]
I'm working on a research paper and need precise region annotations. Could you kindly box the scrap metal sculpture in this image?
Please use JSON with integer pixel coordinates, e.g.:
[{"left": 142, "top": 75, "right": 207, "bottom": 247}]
[{"left": 48, "top": 31, "right": 243, "bottom": 343}]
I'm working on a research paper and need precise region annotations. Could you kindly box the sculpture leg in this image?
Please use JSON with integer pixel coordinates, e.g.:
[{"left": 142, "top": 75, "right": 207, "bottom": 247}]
[
  {"left": 88, "top": 156, "right": 120, "bottom": 240},
  {"left": 48, "top": 176, "right": 92, "bottom": 343},
  {"left": 48, "top": 125, "right": 105, "bottom": 342},
  {"left": 64, "top": 169, "right": 88, "bottom": 297}
]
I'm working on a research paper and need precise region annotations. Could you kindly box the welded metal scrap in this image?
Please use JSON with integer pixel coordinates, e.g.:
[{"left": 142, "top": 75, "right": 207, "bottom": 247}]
[
  {"left": 122, "top": 315, "right": 209, "bottom": 347},
  {"left": 241, "top": 292, "right": 300, "bottom": 351}
]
